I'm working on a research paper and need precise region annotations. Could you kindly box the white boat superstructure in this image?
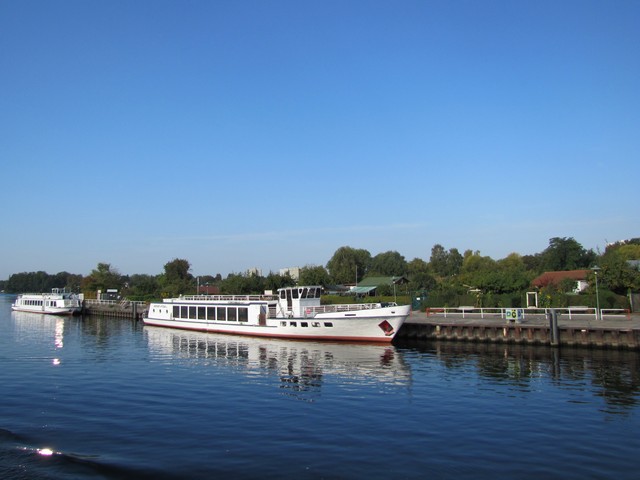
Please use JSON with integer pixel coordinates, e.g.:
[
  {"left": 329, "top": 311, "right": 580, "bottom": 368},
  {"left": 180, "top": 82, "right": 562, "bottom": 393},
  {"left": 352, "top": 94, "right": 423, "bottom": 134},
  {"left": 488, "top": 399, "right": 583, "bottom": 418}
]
[
  {"left": 11, "top": 288, "right": 82, "bottom": 315},
  {"left": 143, "top": 286, "right": 410, "bottom": 342}
]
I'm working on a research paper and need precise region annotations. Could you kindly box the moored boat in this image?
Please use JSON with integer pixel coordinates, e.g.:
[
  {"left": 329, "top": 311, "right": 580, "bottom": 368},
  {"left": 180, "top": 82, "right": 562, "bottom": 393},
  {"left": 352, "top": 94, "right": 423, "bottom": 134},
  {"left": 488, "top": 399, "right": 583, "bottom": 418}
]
[
  {"left": 143, "top": 285, "right": 410, "bottom": 342},
  {"left": 11, "top": 288, "right": 82, "bottom": 315}
]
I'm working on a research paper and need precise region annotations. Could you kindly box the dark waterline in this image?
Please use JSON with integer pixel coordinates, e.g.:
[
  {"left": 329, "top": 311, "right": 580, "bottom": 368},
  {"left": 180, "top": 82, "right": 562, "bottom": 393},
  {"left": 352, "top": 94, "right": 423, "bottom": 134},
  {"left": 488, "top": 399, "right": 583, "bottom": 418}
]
[{"left": 0, "top": 293, "right": 638, "bottom": 479}]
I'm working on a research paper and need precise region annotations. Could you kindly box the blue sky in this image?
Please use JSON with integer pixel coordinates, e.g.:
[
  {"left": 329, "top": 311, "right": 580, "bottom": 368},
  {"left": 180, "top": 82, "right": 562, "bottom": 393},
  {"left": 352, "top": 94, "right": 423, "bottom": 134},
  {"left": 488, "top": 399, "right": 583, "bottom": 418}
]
[{"left": 1, "top": 0, "right": 638, "bottom": 280}]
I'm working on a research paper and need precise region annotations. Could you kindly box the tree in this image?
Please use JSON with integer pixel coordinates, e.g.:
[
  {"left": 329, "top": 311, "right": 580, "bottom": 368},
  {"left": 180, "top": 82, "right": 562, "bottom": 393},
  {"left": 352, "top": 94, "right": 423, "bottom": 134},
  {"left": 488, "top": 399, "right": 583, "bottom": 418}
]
[
  {"left": 459, "top": 252, "right": 497, "bottom": 290},
  {"left": 407, "top": 258, "right": 437, "bottom": 290},
  {"left": 598, "top": 241, "right": 640, "bottom": 294},
  {"left": 127, "top": 274, "right": 160, "bottom": 300},
  {"left": 429, "top": 244, "right": 463, "bottom": 277},
  {"left": 448, "top": 248, "right": 463, "bottom": 276},
  {"left": 540, "top": 237, "right": 595, "bottom": 271},
  {"left": 492, "top": 253, "right": 533, "bottom": 293},
  {"left": 429, "top": 244, "right": 448, "bottom": 277},
  {"left": 264, "top": 272, "right": 295, "bottom": 292},
  {"left": 326, "top": 246, "right": 371, "bottom": 284},
  {"left": 81, "top": 263, "right": 123, "bottom": 295},
  {"left": 62, "top": 273, "right": 83, "bottom": 292},
  {"left": 298, "top": 265, "right": 331, "bottom": 287},
  {"left": 368, "top": 251, "right": 407, "bottom": 276},
  {"left": 159, "top": 258, "right": 194, "bottom": 297},
  {"left": 6, "top": 271, "right": 79, "bottom": 293}
]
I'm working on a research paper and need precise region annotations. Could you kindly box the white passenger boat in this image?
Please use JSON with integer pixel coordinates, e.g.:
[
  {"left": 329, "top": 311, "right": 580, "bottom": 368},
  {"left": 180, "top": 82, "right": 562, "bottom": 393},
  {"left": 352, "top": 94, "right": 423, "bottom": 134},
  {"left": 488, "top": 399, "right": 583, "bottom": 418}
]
[
  {"left": 143, "top": 286, "right": 410, "bottom": 342},
  {"left": 11, "top": 288, "right": 82, "bottom": 315}
]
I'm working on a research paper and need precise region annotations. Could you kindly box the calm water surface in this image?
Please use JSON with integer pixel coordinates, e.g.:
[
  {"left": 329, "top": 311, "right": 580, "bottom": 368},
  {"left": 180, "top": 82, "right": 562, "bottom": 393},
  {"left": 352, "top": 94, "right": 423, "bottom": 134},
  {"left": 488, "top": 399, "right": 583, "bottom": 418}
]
[{"left": 0, "top": 293, "right": 638, "bottom": 479}]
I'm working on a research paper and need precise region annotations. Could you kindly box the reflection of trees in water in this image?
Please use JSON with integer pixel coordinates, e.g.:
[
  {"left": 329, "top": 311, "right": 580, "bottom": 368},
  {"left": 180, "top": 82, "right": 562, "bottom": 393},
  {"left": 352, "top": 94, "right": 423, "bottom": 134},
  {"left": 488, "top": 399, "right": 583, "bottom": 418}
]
[
  {"left": 79, "top": 315, "right": 140, "bottom": 350},
  {"left": 590, "top": 361, "right": 639, "bottom": 410},
  {"left": 397, "top": 339, "right": 640, "bottom": 412}
]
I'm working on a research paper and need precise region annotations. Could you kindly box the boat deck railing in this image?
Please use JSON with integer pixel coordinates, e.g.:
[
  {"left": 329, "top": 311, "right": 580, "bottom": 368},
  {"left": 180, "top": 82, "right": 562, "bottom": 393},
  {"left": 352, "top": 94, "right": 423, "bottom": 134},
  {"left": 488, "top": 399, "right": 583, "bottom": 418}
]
[
  {"left": 178, "top": 294, "right": 277, "bottom": 302},
  {"left": 308, "top": 303, "right": 386, "bottom": 314}
]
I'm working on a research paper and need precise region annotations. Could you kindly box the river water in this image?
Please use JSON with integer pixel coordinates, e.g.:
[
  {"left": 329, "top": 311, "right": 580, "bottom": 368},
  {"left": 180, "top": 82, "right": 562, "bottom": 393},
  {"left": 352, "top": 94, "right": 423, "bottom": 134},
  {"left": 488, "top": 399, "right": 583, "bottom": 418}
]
[{"left": 0, "top": 293, "right": 638, "bottom": 479}]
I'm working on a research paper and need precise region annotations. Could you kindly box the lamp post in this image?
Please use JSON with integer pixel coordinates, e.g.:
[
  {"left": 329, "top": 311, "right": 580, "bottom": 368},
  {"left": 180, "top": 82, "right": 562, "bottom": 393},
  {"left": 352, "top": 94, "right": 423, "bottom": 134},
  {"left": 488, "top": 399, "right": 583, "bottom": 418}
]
[{"left": 592, "top": 266, "right": 601, "bottom": 320}]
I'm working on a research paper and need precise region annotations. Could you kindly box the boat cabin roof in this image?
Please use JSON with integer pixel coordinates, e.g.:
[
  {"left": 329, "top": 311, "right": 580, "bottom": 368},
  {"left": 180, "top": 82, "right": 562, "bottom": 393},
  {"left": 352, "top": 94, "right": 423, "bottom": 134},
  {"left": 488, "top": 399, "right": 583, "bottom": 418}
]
[{"left": 277, "top": 286, "right": 322, "bottom": 299}]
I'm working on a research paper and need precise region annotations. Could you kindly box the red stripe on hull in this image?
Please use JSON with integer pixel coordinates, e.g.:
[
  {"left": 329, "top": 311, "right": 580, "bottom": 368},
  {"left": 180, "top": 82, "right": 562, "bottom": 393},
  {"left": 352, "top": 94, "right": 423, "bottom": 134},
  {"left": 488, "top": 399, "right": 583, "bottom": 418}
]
[
  {"left": 143, "top": 323, "right": 395, "bottom": 343},
  {"left": 11, "top": 307, "right": 77, "bottom": 316}
]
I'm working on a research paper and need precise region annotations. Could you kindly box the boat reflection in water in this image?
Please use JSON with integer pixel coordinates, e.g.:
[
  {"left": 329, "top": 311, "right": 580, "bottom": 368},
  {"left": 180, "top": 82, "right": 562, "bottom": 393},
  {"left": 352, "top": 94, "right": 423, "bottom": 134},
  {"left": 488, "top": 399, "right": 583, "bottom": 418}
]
[
  {"left": 11, "top": 311, "right": 68, "bottom": 364},
  {"left": 144, "top": 326, "right": 411, "bottom": 398}
]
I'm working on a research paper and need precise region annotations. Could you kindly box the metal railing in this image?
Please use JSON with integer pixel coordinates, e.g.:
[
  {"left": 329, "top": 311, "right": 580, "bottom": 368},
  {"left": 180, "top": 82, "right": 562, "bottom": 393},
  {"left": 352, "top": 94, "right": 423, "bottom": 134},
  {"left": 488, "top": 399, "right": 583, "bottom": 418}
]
[
  {"left": 309, "top": 303, "right": 386, "bottom": 314},
  {"left": 424, "top": 306, "right": 631, "bottom": 320},
  {"left": 84, "top": 299, "right": 147, "bottom": 308},
  {"left": 178, "top": 294, "right": 274, "bottom": 302}
]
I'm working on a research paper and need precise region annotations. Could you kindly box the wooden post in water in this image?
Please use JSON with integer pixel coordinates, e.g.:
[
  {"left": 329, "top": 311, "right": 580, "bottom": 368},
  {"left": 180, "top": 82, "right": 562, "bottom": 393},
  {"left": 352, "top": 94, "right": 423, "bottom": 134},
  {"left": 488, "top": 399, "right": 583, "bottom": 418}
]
[{"left": 547, "top": 309, "right": 560, "bottom": 347}]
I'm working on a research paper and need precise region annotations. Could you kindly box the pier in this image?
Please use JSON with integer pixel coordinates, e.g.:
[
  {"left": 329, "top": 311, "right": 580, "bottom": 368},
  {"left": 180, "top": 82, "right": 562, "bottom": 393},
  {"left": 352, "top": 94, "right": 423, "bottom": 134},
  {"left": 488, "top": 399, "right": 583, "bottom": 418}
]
[
  {"left": 398, "top": 309, "right": 640, "bottom": 349},
  {"left": 82, "top": 299, "right": 146, "bottom": 319}
]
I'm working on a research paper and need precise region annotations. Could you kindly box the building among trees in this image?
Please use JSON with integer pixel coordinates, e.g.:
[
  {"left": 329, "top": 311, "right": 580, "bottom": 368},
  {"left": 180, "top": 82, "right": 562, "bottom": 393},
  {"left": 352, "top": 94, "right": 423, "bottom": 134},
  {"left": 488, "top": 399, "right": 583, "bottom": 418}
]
[{"left": 531, "top": 270, "right": 590, "bottom": 293}]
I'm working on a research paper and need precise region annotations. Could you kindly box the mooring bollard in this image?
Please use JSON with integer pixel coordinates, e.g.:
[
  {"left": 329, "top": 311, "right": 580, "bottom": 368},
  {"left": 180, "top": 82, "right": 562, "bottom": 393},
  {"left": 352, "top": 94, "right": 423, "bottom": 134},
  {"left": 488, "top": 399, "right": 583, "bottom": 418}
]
[{"left": 547, "top": 309, "right": 560, "bottom": 347}]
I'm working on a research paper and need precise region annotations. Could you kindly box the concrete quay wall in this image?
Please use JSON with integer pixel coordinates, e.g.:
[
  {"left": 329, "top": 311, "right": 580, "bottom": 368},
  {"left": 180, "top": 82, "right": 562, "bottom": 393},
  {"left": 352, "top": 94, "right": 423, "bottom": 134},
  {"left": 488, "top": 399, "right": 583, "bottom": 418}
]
[
  {"left": 82, "top": 300, "right": 146, "bottom": 319},
  {"left": 398, "top": 311, "right": 640, "bottom": 349}
]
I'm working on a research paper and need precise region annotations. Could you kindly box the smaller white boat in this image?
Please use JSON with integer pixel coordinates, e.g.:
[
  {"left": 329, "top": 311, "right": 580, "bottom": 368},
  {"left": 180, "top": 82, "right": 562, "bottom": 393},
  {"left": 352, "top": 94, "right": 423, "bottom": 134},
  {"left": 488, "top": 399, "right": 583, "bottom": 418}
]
[{"left": 11, "top": 288, "right": 82, "bottom": 315}]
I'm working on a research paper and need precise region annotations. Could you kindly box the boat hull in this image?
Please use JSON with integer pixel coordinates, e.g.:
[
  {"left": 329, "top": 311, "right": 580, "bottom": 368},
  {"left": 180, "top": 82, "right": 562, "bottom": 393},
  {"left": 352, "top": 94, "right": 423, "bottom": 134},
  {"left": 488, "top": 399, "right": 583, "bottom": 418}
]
[
  {"left": 11, "top": 305, "right": 81, "bottom": 315},
  {"left": 143, "top": 305, "right": 410, "bottom": 343}
]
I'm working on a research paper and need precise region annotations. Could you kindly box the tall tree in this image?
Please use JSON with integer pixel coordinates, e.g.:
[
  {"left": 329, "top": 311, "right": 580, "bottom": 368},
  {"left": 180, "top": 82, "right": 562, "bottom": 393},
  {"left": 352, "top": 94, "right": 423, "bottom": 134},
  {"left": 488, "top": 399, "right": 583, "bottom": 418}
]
[
  {"left": 81, "top": 263, "right": 123, "bottom": 295},
  {"left": 264, "top": 272, "right": 295, "bottom": 292},
  {"left": 159, "top": 258, "right": 194, "bottom": 297},
  {"left": 429, "top": 244, "right": 448, "bottom": 277},
  {"left": 6, "top": 271, "right": 58, "bottom": 293},
  {"left": 368, "top": 251, "right": 407, "bottom": 276},
  {"left": 459, "top": 251, "right": 497, "bottom": 290},
  {"left": 407, "top": 258, "right": 436, "bottom": 290},
  {"left": 492, "top": 253, "right": 532, "bottom": 293},
  {"left": 540, "top": 237, "right": 595, "bottom": 271},
  {"left": 326, "top": 246, "right": 371, "bottom": 284},
  {"left": 598, "top": 241, "right": 640, "bottom": 294},
  {"left": 429, "top": 244, "right": 463, "bottom": 277},
  {"left": 298, "top": 265, "right": 331, "bottom": 287},
  {"left": 127, "top": 274, "right": 159, "bottom": 300}
]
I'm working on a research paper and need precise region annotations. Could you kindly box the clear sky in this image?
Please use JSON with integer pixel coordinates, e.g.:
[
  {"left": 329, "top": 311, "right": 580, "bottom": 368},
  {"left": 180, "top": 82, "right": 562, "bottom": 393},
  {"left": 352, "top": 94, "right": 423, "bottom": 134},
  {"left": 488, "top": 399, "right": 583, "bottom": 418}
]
[{"left": 1, "top": 0, "right": 638, "bottom": 280}]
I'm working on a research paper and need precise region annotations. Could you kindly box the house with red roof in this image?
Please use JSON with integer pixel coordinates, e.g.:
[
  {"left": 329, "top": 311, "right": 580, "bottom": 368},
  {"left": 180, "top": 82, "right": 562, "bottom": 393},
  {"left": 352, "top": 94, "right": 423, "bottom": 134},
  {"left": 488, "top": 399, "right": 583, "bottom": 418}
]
[{"left": 531, "top": 269, "right": 591, "bottom": 293}]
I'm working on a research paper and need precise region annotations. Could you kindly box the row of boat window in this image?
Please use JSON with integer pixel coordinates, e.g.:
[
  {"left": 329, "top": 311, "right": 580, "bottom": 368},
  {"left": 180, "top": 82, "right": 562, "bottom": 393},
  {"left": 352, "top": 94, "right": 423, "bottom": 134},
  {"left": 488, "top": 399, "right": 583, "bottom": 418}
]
[
  {"left": 280, "top": 321, "right": 333, "bottom": 328},
  {"left": 20, "top": 300, "right": 44, "bottom": 306},
  {"left": 280, "top": 287, "right": 321, "bottom": 300},
  {"left": 173, "top": 305, "right": 249, "bottom": 322}
]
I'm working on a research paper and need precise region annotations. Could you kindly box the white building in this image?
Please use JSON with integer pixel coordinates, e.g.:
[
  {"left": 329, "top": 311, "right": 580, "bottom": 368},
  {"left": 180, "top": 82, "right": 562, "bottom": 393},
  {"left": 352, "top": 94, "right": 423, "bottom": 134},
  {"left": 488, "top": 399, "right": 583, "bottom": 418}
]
[
  {"left": 279, "top": 267, "right": 301, "bottom": 281},
  {"left": 246, "top": 267, "right": 262, "bottom": 277}
]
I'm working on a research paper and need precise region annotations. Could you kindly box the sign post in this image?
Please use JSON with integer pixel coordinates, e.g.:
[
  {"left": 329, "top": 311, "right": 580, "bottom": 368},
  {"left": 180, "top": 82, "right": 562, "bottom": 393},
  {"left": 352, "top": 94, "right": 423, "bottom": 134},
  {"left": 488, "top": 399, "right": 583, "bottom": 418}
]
[{"left": 505, "top": 308, "right": 524, "bottom": 323}]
